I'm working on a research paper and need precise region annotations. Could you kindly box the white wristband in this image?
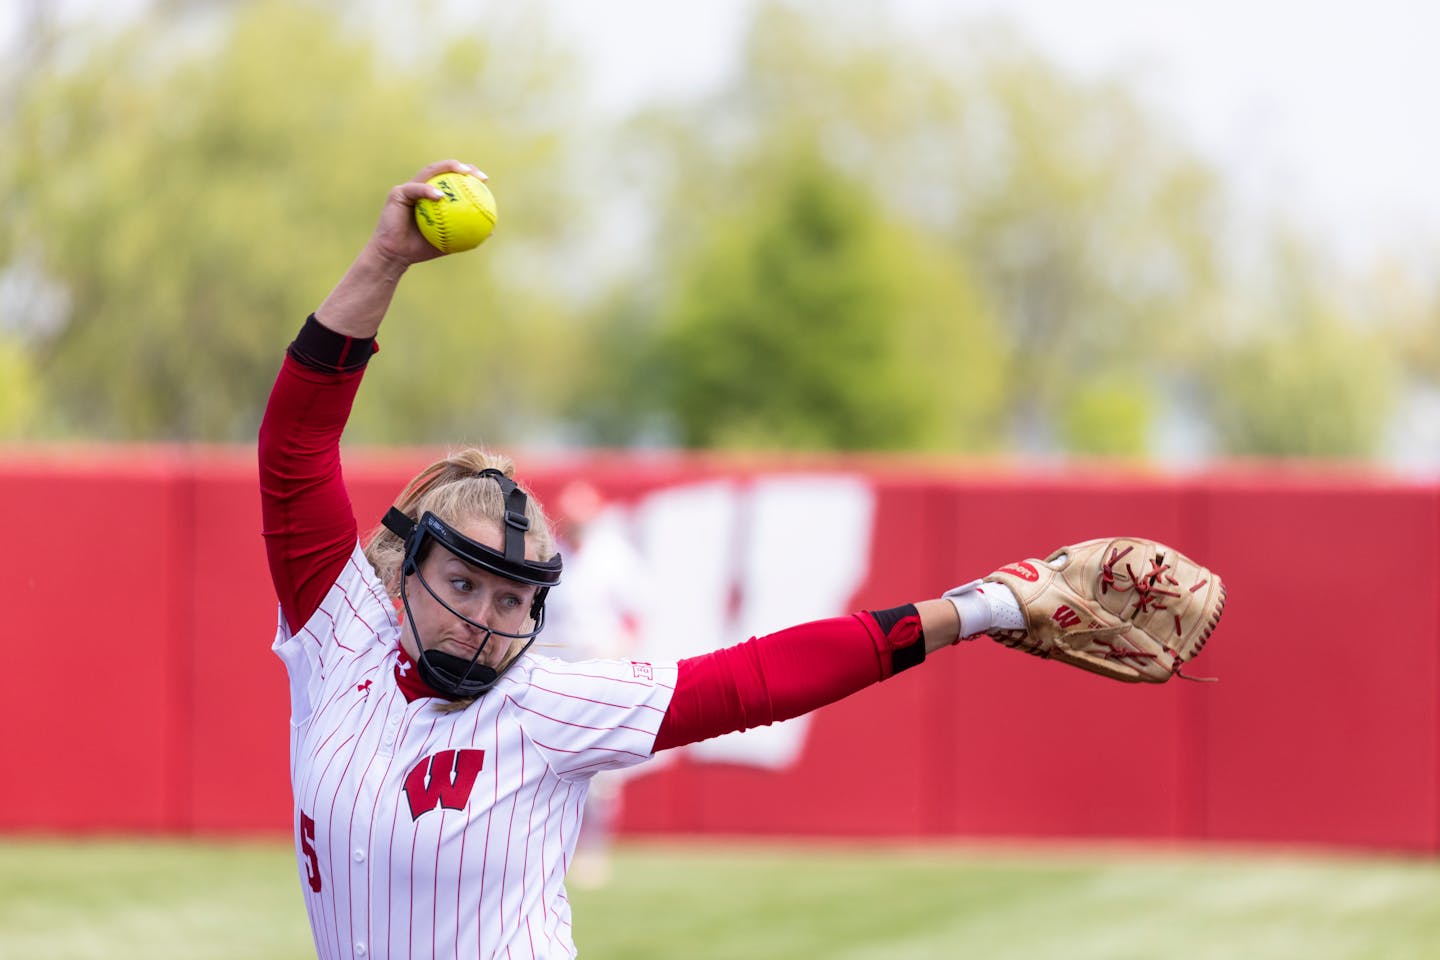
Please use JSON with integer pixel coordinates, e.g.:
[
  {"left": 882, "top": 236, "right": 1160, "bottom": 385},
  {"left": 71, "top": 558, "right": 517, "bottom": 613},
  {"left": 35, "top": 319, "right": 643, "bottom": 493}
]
[
  {"left": 942, "top": 580, "right": 990, "bottom": 639},
  {"left": 942, "top": 578, "right": 1025, "bottom": 637}
]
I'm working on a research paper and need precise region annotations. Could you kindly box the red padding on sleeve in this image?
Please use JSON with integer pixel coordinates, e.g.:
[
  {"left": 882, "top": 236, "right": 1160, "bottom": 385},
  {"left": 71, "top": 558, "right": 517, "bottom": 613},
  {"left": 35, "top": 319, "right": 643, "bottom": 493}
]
[{"left": 653, "top": 612, "right": 903, "bottom": 752}]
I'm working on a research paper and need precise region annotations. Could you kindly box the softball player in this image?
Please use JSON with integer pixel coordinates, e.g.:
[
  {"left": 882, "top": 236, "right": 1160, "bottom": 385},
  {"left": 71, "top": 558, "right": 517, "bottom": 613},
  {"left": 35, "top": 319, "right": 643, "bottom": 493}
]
[{"left": 258, "top": 161, "right": 1216, "bottom": 959}]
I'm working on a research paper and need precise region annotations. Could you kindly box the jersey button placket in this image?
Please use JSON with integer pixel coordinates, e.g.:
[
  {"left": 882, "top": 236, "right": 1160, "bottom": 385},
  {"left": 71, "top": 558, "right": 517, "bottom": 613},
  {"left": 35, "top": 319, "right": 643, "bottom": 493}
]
[
  {"left": 354, "top": 943, "right": 367, "bottom": 957},
  {"left": 382, "top": 713, "right": 400, "bottom": 750}
]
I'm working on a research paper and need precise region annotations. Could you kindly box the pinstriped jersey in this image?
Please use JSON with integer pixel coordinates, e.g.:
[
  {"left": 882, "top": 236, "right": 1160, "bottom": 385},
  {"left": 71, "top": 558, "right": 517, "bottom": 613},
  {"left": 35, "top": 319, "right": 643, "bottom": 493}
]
[{"left": 273, "top": 544, "right": 677, "bottom": 959}]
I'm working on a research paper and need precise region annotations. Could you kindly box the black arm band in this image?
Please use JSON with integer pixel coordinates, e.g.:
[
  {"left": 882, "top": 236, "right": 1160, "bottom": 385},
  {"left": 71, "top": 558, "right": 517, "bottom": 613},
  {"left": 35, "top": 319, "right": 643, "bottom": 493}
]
[
  {"left": 287, "top": 313, "right": 377, "bottom": 373},
  {"left": 871, "top": 603, "right": 926, "bottom": 674}
]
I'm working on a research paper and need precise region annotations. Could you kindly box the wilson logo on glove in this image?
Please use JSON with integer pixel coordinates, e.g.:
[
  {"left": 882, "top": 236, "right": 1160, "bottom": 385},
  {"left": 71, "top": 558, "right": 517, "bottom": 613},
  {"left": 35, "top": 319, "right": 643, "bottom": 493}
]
[{"left": 998, "top": 561, "right": 1039, "bottom": 582}]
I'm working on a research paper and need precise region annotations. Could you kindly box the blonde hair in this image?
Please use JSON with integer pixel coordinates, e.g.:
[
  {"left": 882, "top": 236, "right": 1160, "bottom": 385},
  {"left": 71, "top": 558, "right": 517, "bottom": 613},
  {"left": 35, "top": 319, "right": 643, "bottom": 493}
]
[{"left": 364, "top": 448, "right": 559, "bottom": 598}]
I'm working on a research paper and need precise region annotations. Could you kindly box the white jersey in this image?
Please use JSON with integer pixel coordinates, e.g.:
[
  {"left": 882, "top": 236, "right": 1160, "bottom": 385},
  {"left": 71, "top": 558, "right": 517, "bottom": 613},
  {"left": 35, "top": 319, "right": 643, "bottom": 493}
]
[{"left": 273, "top": 545, "right": 676, "bottom": 959}]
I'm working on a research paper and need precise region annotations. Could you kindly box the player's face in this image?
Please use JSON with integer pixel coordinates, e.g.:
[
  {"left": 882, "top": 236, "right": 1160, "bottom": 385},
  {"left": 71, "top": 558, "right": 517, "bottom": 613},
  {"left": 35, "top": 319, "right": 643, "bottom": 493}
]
[{"left": 400, "top": 517, "right": 539, "bottom": 669}]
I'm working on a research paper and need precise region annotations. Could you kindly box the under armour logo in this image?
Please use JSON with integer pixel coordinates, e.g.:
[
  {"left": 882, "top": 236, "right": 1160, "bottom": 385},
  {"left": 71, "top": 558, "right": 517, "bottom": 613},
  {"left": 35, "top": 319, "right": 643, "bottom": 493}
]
[
  {"left": 396, "top": 660, "right": 411, "bottom": 676},
  {"left": 356, "top": 679, "right": 372, "bottom": 694}
]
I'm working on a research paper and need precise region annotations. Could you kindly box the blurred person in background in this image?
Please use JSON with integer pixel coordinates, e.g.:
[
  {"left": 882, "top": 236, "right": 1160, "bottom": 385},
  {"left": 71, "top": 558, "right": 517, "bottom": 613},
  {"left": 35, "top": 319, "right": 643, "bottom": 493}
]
[{"left": 543, "top": 479, "right": 651, "bottom": 888}]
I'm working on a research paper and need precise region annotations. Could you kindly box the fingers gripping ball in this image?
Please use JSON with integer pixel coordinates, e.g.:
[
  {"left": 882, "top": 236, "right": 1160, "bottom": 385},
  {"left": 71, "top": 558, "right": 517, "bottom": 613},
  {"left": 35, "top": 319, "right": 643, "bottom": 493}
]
[
  {"left": 414, "top": 173, "right": 497, "bottom": 253},
  {"left": 981, "top": 537, "right": 1227, "bottom": 683}
]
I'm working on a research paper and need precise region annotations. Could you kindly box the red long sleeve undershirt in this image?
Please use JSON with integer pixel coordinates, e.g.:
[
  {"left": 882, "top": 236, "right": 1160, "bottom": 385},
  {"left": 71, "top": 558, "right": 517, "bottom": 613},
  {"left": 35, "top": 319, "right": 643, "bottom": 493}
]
[
  {"left": 258, "top": 354, "right": 365, "bottom": 634},
  {"left": 259, "top": 338, "right": 926, "bottom": 752}
]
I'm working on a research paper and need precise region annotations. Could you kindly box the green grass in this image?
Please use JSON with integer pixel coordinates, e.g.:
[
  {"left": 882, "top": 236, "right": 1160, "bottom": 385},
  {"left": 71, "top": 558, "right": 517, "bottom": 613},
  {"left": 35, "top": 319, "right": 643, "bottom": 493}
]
[{"left": 2, "top": 838, "right": 1438, "bottom": 959}]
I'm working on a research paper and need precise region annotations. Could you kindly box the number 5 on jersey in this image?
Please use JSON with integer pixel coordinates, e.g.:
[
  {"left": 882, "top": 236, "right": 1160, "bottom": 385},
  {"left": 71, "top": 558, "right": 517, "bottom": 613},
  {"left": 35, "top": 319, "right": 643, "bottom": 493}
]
[{"left": 300, "top": 810, "right": 322, "bottom": 892}]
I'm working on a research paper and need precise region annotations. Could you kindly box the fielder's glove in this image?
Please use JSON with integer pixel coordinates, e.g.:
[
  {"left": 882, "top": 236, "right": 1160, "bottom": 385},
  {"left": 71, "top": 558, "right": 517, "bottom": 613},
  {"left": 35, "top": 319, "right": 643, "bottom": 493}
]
[{"left": 949, "top": 537, "right": 1226, "bottom": 683}]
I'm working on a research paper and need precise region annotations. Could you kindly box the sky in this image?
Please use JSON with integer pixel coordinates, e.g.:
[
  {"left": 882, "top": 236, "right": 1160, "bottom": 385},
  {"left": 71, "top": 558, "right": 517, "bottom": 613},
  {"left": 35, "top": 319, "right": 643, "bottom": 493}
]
[
  {"left": 543, "top": 0, "right": 1440, "bottom": 272},
  {"left": 6, "top": 0, "right": 1439, "bottom": 271}
]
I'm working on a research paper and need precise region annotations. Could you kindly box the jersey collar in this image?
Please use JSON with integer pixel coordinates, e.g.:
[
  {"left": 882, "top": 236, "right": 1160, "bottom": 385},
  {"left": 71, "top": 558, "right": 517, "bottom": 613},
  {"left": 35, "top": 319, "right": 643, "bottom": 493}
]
[{"left": 395, "top": 646, "right": 451, "bottom": 703}]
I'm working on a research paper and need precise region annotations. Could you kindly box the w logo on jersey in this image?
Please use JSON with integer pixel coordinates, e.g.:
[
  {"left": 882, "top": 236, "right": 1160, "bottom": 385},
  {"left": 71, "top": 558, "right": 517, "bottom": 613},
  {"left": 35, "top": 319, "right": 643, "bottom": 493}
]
[{"left": 403, "top": 749, "right": 486, "bottom": 820}]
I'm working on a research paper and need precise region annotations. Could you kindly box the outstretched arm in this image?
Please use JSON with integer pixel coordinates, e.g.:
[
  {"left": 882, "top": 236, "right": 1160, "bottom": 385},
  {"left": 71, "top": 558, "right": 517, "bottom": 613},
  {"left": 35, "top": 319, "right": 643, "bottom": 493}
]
[
  {"left": 653, "top": 536, "right": 1228, "bottom": 749},
  {"left": 258, "top": 160, "right": 483, "bottom": 633}
]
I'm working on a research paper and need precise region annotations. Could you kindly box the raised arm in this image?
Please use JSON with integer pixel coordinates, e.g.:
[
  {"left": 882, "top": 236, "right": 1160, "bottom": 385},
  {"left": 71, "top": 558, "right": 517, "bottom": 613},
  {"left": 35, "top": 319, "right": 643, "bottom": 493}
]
[
  {"left": 312, "top": 159, "right": 478, "bottom": 338},
  {"left": 258, "top": 160, "right": 483, "bottom": 632}
]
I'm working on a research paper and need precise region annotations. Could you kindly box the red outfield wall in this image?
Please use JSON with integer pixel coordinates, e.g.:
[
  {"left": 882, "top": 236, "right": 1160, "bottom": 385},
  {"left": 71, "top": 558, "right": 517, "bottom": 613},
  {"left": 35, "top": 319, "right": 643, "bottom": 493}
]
[{"left": 2, "top": 449, "right": 1435, "bottom": 853}]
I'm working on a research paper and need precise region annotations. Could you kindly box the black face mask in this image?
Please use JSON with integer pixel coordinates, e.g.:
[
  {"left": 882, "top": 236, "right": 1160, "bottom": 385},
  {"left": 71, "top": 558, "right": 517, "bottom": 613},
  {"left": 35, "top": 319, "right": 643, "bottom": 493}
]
[{"left": 382, "top": 470, "right": 562, "bottom": 699}]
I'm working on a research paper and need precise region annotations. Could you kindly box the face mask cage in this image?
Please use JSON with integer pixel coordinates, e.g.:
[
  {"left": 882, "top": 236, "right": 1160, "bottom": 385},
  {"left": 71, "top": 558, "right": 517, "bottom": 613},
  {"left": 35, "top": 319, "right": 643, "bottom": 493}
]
[{"left": 381, "top": 470, "right": 562, "bottom": 698}]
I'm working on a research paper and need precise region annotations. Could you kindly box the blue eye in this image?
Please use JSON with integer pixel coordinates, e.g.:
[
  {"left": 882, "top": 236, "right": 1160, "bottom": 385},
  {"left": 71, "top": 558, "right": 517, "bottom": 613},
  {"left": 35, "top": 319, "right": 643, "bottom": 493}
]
[{"left": 450, "top": 579, "right": 473, "bottom": 593}]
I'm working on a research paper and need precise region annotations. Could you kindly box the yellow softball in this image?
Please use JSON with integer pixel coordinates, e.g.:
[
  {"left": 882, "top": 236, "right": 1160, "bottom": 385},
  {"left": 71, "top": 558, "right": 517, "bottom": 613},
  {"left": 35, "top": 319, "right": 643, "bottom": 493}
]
[{"left": 414, "top": 172, "right": 498, "bottom": 253}]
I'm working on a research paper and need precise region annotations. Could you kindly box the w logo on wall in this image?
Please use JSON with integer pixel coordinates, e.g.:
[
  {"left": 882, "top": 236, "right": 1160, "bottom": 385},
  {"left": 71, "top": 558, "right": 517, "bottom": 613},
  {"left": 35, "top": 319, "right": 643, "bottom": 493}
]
[
  {"left": 403, "top": 749, "right": 486, "bottom": 820},
  {"left": 628, "top": 476, "right": 874, "bottom": 770}
]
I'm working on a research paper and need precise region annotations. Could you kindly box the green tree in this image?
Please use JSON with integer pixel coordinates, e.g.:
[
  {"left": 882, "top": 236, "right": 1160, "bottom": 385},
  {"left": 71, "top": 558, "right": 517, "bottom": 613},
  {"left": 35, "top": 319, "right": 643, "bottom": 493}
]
[
  {"left": 648, "top": 144, "right": 1003, "bottom": 451},
  {"left": 572, "top": 1, "right": 1231, "bottom": 456},
  {"left": 0, "top": 338, "right": 39, "bottom": 437},
  {"left": 2, "top": 0, "right": 1414, "bottom": 460},
  {"left": 1375, "top": 257, "right": 1440, "bottom": 384},
  {"left": 940, "top": 26, "right": 1228, "bottom": 456},
  {"left": 0, "top": 0, "right": 578, "bottom": 442},
  {"left": 1208, "top": 234, "right": 1398, "bottom": 458}
]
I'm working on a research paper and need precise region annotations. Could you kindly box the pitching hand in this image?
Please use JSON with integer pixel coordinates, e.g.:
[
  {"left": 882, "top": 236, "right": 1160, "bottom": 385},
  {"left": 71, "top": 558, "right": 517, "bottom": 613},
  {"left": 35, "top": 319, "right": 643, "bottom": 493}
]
[{"left": 369, "top": 160, "right": 487, "bottom": 266}]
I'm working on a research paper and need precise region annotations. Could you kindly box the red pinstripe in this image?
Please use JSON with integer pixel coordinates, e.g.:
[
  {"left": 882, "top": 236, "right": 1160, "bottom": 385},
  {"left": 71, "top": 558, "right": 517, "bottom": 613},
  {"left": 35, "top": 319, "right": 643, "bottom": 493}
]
[
  {"left": 530, "top": 663, "right": 674, "bottom": 690},
  {"left": 476, "top": 706, "right": 500, "bottom": 955},
  {"left": 506, "top": 700, "right": 649, "bottom": 734},
  {"left": 334, "top": 691, "right": 387, "bottom": 954},
  {"left": 520, "top": 751, "right": 549, "bottom": 958},
  {"left": 337, "top": 585, "right": 380, "bottom": 646},
  {"left": 405, "top": 712, "right": 442, "bottom": 960},
  {"left": 383, "top": 709, "right": 409, "bottom": 959},
  {"left": 453, "top": 702, "right": 483, "bottom": 960},
  {"left": 310, "top": 600, "right": 390, "bottom": 956},
  {"left": 309, "top": 722, "right": 357, "bottom": 957},
  {"left": 430, "top": 717, "right": 463, "bottom": 960},
  {"left": 525, "top": 681, "right": 671, "bottom": 713},
  {"left": 344, "top": 679, "right": 394, "bottom": 949},
  {"left": 540, "top": 778, "right": 570, "bottom": 932},
  {"left": 363, "top": 687, "right": 405, "bottom": 956},
  {"left": 497, "top": 735, "right": 522, "bottom": 948}
]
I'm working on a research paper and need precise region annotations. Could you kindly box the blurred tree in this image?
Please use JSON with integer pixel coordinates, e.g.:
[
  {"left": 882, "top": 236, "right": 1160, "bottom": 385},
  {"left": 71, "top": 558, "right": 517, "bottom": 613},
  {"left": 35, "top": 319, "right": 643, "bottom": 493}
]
[
  {"left": 0, "top": 0, "right": 1416, "bottom": 460},
  {"left": 0, "top": 0, "right": 578, "bottom": 442},
  {"left": 951, "top": 29, "right": 1229, "bottom": 456},
  {"left": 650, "top": 144, "right": 1004, "bottom": 451},
  {"left": 483, "top": 0, "right": 1421, "bottom": 464},
  {"left": 564, "top": 4, "right": 1017, "bottom": 451},
  {"left": 569, "top": 1, "right": 1233, "bottom": 456},
  {"left": 0, "top": 339, "right": 40, "bottom": 437},
  {"left": 1208, "top": 233, "right": 1398, "bottom": 458},
  {"left": 1056, "top": 378, "right": 1152, "bottom": 458},
  {"left": 1377, "top": 257, "right": 1440, "bottom": 380}
]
